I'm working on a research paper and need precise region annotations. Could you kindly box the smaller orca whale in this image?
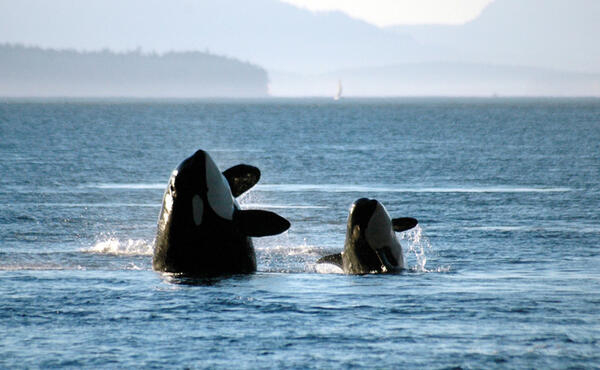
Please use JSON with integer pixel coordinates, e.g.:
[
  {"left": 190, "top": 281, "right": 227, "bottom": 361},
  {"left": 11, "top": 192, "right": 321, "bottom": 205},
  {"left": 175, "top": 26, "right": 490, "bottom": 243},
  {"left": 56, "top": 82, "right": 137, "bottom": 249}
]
[
  {"left": 153, "top": 149, "right": 290, "bottom": 275},
  {"left": 317, "top": 198, "right": 418, "bottom": 274}
]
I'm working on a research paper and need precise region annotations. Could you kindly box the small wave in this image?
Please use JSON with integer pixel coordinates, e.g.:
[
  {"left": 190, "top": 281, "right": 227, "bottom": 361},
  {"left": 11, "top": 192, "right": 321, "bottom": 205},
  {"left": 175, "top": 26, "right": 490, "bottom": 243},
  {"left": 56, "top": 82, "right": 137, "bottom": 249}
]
[
  {"left": 125, "top": 262, "right": 145, "bottom": 270},
  {"left": 255, "top": 243, "right": 324, "bottom": 257},
  {"left": 208, "top": 148, "right": 265, "bottom": 153},
  {"left": 465, "top": 226, "right": 600, "bottom": 233},
  {"left": 241, "top": 203, "right": 328, "bottom": 209},
  {"left": 0, "top": 251, "right": 89, "bottom": 271},
  {"left": 466, "top": 226, "right": 529, "bottom": 232},
  {"left": 255, "top": 184, "right": 572, "bottom": 193},
  {"left": 407, "top": 265, "right": 452, "bottom": 273},
  {"left": 0, "top": 264, "right": 85, "bottom": 271},
  {"left": 83, "top": 238, "right": 153, "bottom": 256},
  {"left": 255, "top": 242, "right": 332, "bottom": 273},
  {"left": 84, "top": 183, "right": 165, "bottom": 190},
  {"left": 36, "top": 202, "right": 158, "bottom": 208}
]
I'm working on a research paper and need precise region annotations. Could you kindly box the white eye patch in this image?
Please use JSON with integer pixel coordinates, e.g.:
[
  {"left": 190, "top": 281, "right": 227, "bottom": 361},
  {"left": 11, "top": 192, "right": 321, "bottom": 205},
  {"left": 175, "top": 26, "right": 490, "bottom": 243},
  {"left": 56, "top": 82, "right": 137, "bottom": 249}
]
[
  {"left": 205, "top": 153, "right": 234, "bottom": 220},
  {"left": 192, "top": 195, "right": 204, "bottom": 225}
]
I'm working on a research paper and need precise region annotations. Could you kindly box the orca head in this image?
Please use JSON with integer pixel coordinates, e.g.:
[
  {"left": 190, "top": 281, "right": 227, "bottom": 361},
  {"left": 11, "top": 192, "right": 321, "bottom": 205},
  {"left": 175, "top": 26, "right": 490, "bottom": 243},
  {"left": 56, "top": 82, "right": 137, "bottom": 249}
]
[
  {"left": 165, "top": 149, "right": 289, "bottom": 238},
  {"left": 170, "top": 149, "right": 235, "bottom": 228},
  {"left": 346, "top": 198, "right": 405, "bottom": 271},
  {"left": 154, "top": 149, "right": 290, "bottom": 274}
]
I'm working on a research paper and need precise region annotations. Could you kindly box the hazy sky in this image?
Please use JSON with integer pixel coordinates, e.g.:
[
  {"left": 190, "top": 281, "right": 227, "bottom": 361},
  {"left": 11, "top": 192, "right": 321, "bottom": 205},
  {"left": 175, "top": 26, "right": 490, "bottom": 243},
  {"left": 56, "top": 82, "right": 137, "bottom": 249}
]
[{"left": 281, "top": 0, "right": 494, "bottom": 27}]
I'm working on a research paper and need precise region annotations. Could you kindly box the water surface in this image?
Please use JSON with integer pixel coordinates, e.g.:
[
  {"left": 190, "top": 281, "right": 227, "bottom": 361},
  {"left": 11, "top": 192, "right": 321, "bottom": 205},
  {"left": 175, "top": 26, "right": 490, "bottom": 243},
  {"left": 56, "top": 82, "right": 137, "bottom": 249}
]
[{"left": 1, "top": 98, "right": 599, "bottom": 368}]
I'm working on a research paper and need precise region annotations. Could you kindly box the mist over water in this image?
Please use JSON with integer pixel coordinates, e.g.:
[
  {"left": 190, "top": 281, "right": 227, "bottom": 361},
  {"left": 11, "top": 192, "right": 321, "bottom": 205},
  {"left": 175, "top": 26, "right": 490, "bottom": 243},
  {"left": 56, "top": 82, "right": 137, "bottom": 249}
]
[
  {"left": 1, "top": 99, "right": 599, "bottom": 368},
  {"left": 2, "top": 1, "right": 600, "bottom": 97}
]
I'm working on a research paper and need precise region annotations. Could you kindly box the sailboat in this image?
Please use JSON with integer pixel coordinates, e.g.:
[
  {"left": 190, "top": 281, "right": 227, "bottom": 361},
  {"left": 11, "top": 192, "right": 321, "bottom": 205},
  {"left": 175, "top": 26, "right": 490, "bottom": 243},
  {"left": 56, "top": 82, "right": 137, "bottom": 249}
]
[{"left": 334, "top": 80, "right": 342, "bottom": 101}]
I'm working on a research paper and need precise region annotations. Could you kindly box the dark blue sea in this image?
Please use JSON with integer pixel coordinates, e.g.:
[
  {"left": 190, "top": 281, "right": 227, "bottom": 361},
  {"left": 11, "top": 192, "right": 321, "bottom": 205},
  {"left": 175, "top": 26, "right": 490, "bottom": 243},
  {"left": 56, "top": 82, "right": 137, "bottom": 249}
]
[{"left": 1, "top": 98, "right": 599, "bottom": 368}]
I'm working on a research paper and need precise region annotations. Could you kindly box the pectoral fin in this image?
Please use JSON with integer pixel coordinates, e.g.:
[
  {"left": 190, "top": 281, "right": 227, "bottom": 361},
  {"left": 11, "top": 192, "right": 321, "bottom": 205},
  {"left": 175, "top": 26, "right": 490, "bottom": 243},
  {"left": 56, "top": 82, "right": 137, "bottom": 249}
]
[
  {"left": 235, "top": 209, "right": 290, "bottom": 237},
  {"left": 316, "top": 253, "right": 343, "bottom": 268},
  {"left": 392, "top": 217, "right": 418, "bottom": 232},
  {"left": 223, "top": 164, "right": 260, "bottom": 197}
]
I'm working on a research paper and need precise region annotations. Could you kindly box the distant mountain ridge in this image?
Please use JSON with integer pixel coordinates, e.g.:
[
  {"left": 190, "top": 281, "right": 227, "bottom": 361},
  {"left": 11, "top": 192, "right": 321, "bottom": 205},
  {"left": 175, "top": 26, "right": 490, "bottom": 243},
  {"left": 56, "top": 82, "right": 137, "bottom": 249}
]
[
  {"left": 0, "top": 44, "right": 268, "bottom": 97},
  {"left": 1, "top": 0, "right": 599, "bottom": 96},
  {"left": 394, "top": 0, "right": 600, "bottom": 74},
  {"left": 1, "top": 0, "right": 598, "bottom": 74},
  {"left": 0, "top": 0, "right": 434, "bottom": 73}
]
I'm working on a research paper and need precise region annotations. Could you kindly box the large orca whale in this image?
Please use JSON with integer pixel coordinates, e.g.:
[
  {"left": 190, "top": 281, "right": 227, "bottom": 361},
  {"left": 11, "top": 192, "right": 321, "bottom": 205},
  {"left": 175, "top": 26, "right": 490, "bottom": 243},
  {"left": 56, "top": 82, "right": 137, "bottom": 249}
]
[
  {"left": 153, "top": 149, "right": 290, "bottom": 275},
  {"left": 317, "top": 198, "right": 418, "bottom": 274}
]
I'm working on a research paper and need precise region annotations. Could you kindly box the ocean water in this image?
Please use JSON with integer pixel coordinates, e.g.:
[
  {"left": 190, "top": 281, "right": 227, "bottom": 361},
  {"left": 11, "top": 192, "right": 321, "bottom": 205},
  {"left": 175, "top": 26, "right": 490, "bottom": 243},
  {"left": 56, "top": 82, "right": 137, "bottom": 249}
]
[{"left": 1, "top": 98, "right": 599, "bottom": 368}]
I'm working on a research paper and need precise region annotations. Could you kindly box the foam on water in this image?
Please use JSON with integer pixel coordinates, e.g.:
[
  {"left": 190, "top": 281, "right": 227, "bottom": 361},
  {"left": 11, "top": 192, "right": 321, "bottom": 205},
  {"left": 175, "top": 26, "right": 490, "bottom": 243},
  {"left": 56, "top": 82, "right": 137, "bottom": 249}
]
[
  {"left": 314, "top": 263, "right": 344, "bottom": 274},
  {"left": 84, "top": 238, "right": 153, "bottom": 256},
  {"left": 255, "top": 184, "right": 572, "bottom": 193}
]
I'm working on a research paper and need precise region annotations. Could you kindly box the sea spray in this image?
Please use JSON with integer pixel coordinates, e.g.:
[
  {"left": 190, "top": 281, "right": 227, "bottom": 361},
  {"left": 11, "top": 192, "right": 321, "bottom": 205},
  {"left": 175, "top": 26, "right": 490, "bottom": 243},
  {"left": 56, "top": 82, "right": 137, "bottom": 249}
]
[
  {"left": 400, "top": 224, "right": 431, "bottom": 272},
  {"left": 85, "top": 237, "right": 153, "bottom": 256},
  {"left": 400, "top": 225, "right": 451, "bottom": 273}
]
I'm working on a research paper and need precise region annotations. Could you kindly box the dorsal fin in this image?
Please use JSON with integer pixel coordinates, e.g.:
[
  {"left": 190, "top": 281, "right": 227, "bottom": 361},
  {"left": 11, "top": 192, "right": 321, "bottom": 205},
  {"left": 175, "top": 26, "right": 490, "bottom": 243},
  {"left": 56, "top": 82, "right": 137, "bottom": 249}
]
[
  {"left": 392, "top": 217, "right": 418, "bottom": 232},
  {"left": 222, "top": 164, "right": 260, "bottom": 197},
  {"left": 235, "top": 209, "right": 290, "bottom": 237},
  {"left": 316, "top": 253, "right": 343, "bottom": 268}
]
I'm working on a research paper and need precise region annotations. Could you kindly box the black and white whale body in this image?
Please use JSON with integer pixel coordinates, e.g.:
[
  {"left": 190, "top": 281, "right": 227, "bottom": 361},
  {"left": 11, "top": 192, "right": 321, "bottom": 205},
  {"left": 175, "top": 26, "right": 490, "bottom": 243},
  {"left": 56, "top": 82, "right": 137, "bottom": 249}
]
[
  {"left": 153, "top": 149, "right": 290, "bottom": 275},
  {"left": 317, "top": 198, "right": 418, "bottom": 274}
]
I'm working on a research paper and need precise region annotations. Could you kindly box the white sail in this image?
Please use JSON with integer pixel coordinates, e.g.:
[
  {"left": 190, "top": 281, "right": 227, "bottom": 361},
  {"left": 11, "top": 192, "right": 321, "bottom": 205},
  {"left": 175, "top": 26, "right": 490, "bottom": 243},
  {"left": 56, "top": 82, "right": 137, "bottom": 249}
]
[{"left": 334, "top": 80, "right": 342, "bottom": 100}]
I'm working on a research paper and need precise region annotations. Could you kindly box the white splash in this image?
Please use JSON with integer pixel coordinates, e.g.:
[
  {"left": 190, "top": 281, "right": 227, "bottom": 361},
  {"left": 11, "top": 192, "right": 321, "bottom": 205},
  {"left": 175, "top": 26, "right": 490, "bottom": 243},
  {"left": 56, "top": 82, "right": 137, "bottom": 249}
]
[
  {"left": 400, "top": 225, "right": 433, "bottom": 272},
  {"left": 84, "top": 238, "right": 153, "bottom": 256},
  {"left": 315, "top": 263, "right": 344, "bottom": 274}
]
